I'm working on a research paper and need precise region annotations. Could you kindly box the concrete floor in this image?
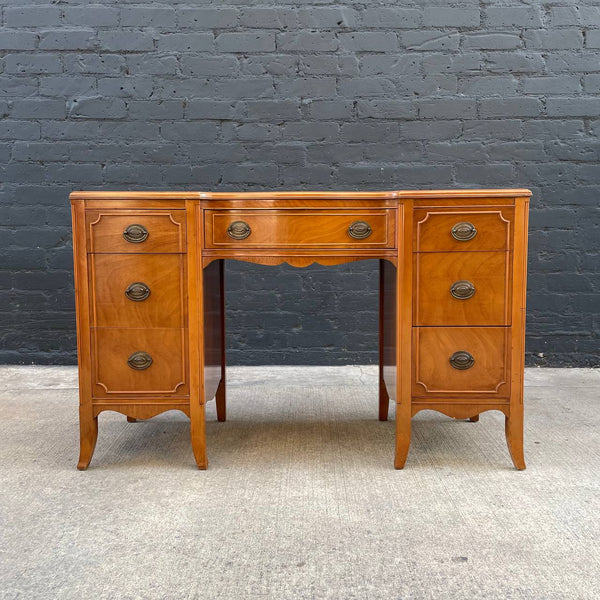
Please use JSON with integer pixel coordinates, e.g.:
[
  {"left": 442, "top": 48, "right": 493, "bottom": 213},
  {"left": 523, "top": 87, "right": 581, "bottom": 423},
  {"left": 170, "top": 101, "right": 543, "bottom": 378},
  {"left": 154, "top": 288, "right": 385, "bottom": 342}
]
[{"left": 0, "top": 366, "right": 598, "bottom": 600}]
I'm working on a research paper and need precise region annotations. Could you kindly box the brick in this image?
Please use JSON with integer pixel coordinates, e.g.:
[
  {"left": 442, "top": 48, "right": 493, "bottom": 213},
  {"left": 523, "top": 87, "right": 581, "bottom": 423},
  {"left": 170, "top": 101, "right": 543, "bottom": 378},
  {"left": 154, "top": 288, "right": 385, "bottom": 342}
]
[
  {"left": 157, "top": 33, "right": 213, "bottom": 53},
  {"left": 479, "top": 97, "right": 543, "bottom": 118},
  {"left": 277, "top": 32, "right": 338, "bottom": 52},
  {"left": 300, "top": 56, "right": 338, "bottom": 75},
  {"left": 338, "top": 32, "right": 397, "bottom": 52},
  {"left": 186, "top": 101, "right": 240, "bottom": 120},
  {"left": 63, "top": 54, "right": 125, "bottom": 74},
  {"left": 63, "top": 5, "right": 119, "bottom": 27},
  {"left": 276, "top": 77, "right": 336, "bottom": 98},
  {"left": 216, "top": 33, "right": 275, "bottom": 53},
  {"left": 455, "top": 164, "right": 515, "bottom": 185},
  {"left": 361, "top": 8, "right": 420, "bottom": 29},
  {"left": 0, "top": 121, "right": 40, "bottom": 140},
  {"left": 98, "top": 31, "right": 155, "bottom": 52},
  {"left": 309, "top": 100, "right": 353, "bottom": 120},
  {"left": 181, "top": 56, "right": 239, "bottom": 77},
  {"left": 298, "top": 8, "right": 357, "bottom": 28},
  {"left": 460, "top": 76, "right": 518, "bottom": 95},
  {"left": 485, "top": 7, "right": 542, "bottom": 27},
  {"left": 522, "top": 76, "right": 581, "bottom": 94},
  {"left": 176, "top": 8, "right": 239, "bottom": 29},
  {"left": 463, "top": 33, "right": 521, "bottom": 50},
  {"left": 161, "top": 122, "right": 218, "bottom": 141},
  {"left": 546, "top": 98, "right": 600, "bottom": 117},
  {"left": 402, "top": 31, "right": 460, "bottom": 51},
  {"left": 240, "top": 8, "right": 298, "bottom": 29},
  {"left": 11, "top": 99, "right": 66, "bottom": 119},
  {"left": 525, "top": 29, "right": 583, "bottom": 50},
  {"left": 5, "top": 54, "right": 62, "bottom": 74},
  {"left": 40, "top": 76, "right": 96, "bottom": 98},
  {"left": 39, "top": 30, "right": 97, "bottom": 51},
  {"left": 282, "top": 122, "right": 339, "bottom": 142},
  {"left": 97, "top": 77, "right": 153, "bottom": 98},
  {"left": 121, "top": 7, "right": 176, "bottom": 28},
  {"left": 423, "top": 8, "right": 480, "bottom": 28},
  {"left": 400, "top": 121, "right": 461, "bottom": 140},
  {"left": 221, "top": 164, "right": 278, "bottom": 185},
  {"left": 338, "top": 78, "right": 396, "bottom": 97},
  {"left": 5, "top": 6, "right": 61, "bottom": 27},
  {"left": 485, "top": 53, "right": 545, "bottom": 74},
  {"left": 459, "top": 119, "right": 518, "bottom": 140},
  {"left": 341, "top": 123, "right": 399, "bottom": 142},
  {"left": 0, "top": 30, "right": 38, "bottom": 50},
  {"left": 245, "top": 101, "right": 301, "bottom": 121},
  {"left": 549, "top": 7, "right": 600, "bottom": 27},
  {"left": 585, "top": 30, "right": 600, "bottom": 49},
  {"left": 418, "top": 98, "right": 476, "bottom": 119},
  {"left": 228, "top": 123, "right": 280, "bottom": 142},
  {"left": 357, "top": 100, "right": 415, "bottom": 119},
  {"left": 12, "top": 142, "right": 70, "bottom": 162},
  {"left": 68, "top": 97, "right": 127, "bottom": 119},
  {"left": 128, "top": 101, "right": 184, "bottom": 120},
  {"left": 217, "top": 78, "right": 275, "bottom": 99},
  {"left": 127, "top": 55, "right": 178, "bottom": 75}
]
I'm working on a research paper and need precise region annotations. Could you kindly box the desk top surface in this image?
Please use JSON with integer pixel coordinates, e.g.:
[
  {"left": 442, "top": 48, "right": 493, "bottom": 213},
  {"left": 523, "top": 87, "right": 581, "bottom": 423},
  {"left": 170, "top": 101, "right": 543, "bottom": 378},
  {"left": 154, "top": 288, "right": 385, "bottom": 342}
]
[{"left": 70, "top": 189, "right": 532, "bottom": 201}]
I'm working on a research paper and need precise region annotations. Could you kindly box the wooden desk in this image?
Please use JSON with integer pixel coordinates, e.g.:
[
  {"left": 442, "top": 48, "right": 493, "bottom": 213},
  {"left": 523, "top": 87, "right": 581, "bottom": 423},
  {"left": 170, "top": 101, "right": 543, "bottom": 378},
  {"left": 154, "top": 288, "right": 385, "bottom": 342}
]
[{"left": 71, "top": 189, "right": 530, "bottom": 470}]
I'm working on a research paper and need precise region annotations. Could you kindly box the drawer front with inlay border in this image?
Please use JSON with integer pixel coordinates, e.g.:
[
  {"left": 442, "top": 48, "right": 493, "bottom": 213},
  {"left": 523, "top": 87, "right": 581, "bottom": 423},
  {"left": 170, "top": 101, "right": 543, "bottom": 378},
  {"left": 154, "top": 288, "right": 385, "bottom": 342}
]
[
  {"left": 92, "top": 328, "right": 188, "bottom": 397},
  {"left": 414, "top": 251, "right": 511, "bottom": 326},
  {"left": 204, "top": 209, "right": 396, "bottom": 249},
  {"left": 414, "top": 207, "right": 513, "bottom": 252},
  {"left": 90, "top": 254, "right": 186, "bottom": 329},
  {"left": 86, "top": 209, "right": 186, "bottom": 253},
  {"left": 413, "top": 327, "right": 510, "bottom": 397}
]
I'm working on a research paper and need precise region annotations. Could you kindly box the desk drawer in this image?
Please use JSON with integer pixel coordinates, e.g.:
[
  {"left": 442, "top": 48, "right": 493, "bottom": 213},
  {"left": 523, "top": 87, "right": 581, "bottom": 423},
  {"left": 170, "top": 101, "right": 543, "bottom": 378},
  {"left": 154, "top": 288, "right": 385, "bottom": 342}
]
[
  {"left": 92, "top": 328, "right": 188, "bottom": 397},
  {"left": 86, "top": 210, "right": 186, "bottom": 253},
  {"left": 414, "top": 208, "right": 513, "bottom": 252},
  {"left": 90, "top": 254, "right": 186, "bottom": 329},
  {"left": 204, "top": 209, "right": 395, "bottom": 249},
  {"left": 413, "top": 327, "right": 510, "bottom": 397},
  {"left": 414, "top": 252, "right": 510, "bottom": 326}
]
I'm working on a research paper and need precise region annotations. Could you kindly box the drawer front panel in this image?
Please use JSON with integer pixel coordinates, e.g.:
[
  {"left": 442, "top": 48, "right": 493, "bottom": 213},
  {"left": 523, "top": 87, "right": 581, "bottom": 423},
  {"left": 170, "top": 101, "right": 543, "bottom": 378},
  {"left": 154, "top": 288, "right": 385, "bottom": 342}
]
[
  {"left": 90, "top": 254, "right": 186, "bottom": 329},
  {"left": 204, "top": 210, "right": 395, "bottom": 248},
  {"left": 414, "top": 208, "right": 513, "bottom": 252},
  {"left": 414, "top": 252, "right": 510, "bottom": 326},
  {"left": 413, "top": 327, "right": 510, "bottom": 397},
  {"left": 92, "top": 328, "right": 188, "bottom": 397},
  {"left": 86, "top": 210, "right": 186, "bottom": 253}
]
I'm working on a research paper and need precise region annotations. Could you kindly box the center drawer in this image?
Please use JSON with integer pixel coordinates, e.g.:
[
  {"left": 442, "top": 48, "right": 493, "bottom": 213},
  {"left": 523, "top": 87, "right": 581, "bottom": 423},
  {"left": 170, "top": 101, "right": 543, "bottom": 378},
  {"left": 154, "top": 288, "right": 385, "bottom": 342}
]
[{"left": 204, "top": 209, "right": 396, "bottom": 249}]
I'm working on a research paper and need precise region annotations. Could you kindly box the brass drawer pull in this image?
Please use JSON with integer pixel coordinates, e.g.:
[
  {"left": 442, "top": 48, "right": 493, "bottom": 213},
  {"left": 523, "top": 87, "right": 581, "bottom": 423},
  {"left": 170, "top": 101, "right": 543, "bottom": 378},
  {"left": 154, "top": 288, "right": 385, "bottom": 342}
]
[
  {"left": 127, "top": 351, "right": 153, "bottom": 370},
  {"left": 348, "top": 221, "right": 372, "bottom": 240},
  {"left": 123, "top": 224, "right": 149, "bottom": 244},
  {"left": 125, "top": 282, "right": 151, "bottom": 302},
  {"left": 450, "top": 280, "right": 476, "bottom": 300},
  {"left": 451, "top": 221, "right": 477, "bottom": 241},
  {"left": 227, "top": 221, "right": 251, "bottom": 240},
  {"left": 449, "top": 351, "right": 475, "bottom": 370}
]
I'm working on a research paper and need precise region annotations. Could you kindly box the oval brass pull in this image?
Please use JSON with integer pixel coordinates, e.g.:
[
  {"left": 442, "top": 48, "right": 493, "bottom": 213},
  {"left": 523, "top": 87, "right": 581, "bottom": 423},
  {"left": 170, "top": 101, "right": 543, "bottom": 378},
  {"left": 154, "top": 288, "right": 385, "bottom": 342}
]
[
  {"left": 123, "top": 224, "right": 149, "bottom": 244},
  {"left": 348, "top": 221, "right": 372, "bottom": 240},
  {"left": 450, "top": 280, "right": 475, "bottom": 300},
  {"left": 451, "top": 221, "right": 477, "bottom": 241},
  {"left": 227, "top": 221, "right": 251, "bottom": 240},
  {"left": 127, "top": 351, "right": 153, "bottom": 370},
  {"left": 125, "top": 282, "right": 151, "bottom": 302},
  {"left": 449, "top": 351, "right": 475, "bottom": 370}
]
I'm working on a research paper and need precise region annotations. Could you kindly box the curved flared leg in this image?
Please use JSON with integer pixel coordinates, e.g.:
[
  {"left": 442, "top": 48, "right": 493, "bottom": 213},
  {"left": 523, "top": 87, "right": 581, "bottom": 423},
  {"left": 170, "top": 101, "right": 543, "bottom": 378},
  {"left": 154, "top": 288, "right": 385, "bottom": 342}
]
[
  {"left": 394, "top": 402, "right": 412, "bottom": 469},
  {"left": 191, "top": 402, "right": 208, "bottom": 470},
  {"left": 77, "top": 406, "right": 98, "bottom": 471},
  {"left": 505, "top": 406, "right": 525, "bottom": 470}
]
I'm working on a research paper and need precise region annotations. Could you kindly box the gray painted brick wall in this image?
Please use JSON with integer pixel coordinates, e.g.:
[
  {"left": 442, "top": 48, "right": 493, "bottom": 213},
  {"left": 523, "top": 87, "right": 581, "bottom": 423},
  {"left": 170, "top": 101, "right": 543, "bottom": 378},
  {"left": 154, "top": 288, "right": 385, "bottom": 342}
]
[{"left": 0, "top": 1, "right": 598, "bottom": 366}]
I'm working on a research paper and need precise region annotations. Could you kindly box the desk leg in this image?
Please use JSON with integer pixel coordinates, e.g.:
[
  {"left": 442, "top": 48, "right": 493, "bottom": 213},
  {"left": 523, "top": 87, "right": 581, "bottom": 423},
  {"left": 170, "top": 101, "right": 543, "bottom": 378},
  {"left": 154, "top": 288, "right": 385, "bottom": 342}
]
[
  {"left": 77, "top": 404, "right": 98, "bottom": 471},
  {"left": 378, "top": 260, "right": 390, "bottom": 421},
  {"left": 191, "top": 402, "right": 208, "bottom": 470},
  {"left": 215, "top": 259, "right": 226, "bottom": 422}
]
